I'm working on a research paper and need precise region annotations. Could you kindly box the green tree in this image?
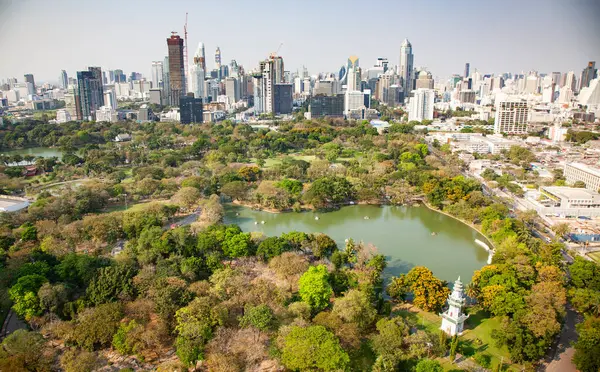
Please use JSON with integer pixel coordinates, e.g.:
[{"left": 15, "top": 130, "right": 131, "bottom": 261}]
[
  {"left": 311, "top": 233, "right": 337, "bottom": 258},
  {"left": 280, "top": 325, "right": 350, "bottom": 371},
  {"left": 256, "top": 236, "right": 291, "bottom": 261},
  {"left": 371, "top": 317, "right": 409, "bottom": 365},
  {"left": 332, "top": 289, "right": 377, "bottom": 330},
  {"left": 239, "top": 304, "right": 274, "bottom": 340},
  {"left": 59, "top": 348, "right": 101, "bottom": 372},
  {"left": 573, "top": 316, "right": 600, "bottom": 372},
  {"left": 299, "top": 265, "right": 333, "bottom": 312},
  {"left": 86, "top": 263, "right": 137, "bottom": 305},
  {"left": 222, "top": 232, "right": 253, "bottom": 258},
  {"left": 0, "top": 330, "right": 50, "bottom": 372},
  {"left": 416, "top": 358, "right": 443, "bottom": 372},
  {"left": 9, "top": 274, "right": 47, "bottom": 320},
  {"left": 573, "top": 180, "right": 586, "bottom": 188},
  {"left": 74, "top": 302, "right": 123, "bottom": 350}
]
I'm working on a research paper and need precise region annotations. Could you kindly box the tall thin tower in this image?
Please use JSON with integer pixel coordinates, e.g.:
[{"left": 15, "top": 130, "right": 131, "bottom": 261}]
[
  {"left": 398, "top": 38, "right": 414, "bottom": 96},
  {"left": 167, "top": 32, "right": 186, "bottom": 105},
  {"left": 215, "top": 47, "right": 221, "bottom": 69}
]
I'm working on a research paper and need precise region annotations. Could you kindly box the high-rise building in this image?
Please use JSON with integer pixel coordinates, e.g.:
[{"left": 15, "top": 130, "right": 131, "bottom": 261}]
[
  {"left": 415, "top": 70, "right": 434, "bottom": 89},
  {"left": 310, "top": 94, "right": 344, "bottom": 118},
  {"left": 179, "top": 93, "right": 203, "bottom": 124},
  {"left": 189, "top": 43, "right": 206, "bottom": 100},
  {"left": 24, "top": 74, "right": 35, "bottom": 91},
  {"left": 408, "top": 88, "right": 434, "bottom": 122},
  {"left": 494, "top": 100, "right": 529, "bottom": 134},
  {"left": 114, "top": 69, "right": 126, "bottom": 83},
  {"left": 551, "top": 72, "right": 561, "bottom": 86},
  {"left": 104, "top": 89, "right": 117, "bottom": 110},
  {"left": 398, "top": 39, "right": 414, "bottom": 96},
  {"left": 580, "top": 61, "right": 597, "bottom": 90},
  {"left": 167, "top": 33, "right": 186, "bottom": 106},
  {"left": 253, "top": 57, "right": 278, "bottom": 114},
  {"left": 162, "top": 57, "right": 170, "bottom": 105},
  {"left": 346, "top": 56, "right": 360, "bottom": 91},
  {"left": 59, "top": 70, "right": 68, "bottom": 89},
  {"left": 464, "top": 63, "right": 470, "bottom": 78},
  {"left": 272, "top": 56, "right": 284, "bottom": 84},
  {"left": 225, "top": 77, "right": 239, "bottom": 103},
  {"left": 565, "top": 71, "right": 577, "bottom": 92},
  {"left": 75, "top": 67, "right": 104, "bottom": 120},
  {"left": 274, "top": 84, "right": 292, "bottom": 114},
  {"left": 344, "top": 90, "right": 365, "bottom": 116},
  {"left": 215, "top": 46, "right": 221, "bottom": 69},
  {"left": 151, "top": 61, "right": 164, "bottom": 90}
]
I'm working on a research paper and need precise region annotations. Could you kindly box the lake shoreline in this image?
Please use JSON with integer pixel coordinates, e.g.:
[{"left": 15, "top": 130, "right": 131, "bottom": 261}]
[{"left": 227, "top": 199, "right": 495, "bottom": 250}]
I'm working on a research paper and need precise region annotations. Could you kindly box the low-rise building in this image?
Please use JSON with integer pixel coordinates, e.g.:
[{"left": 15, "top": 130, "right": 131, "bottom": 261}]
[{"left": 564, "top": 162, "right": 600, "bottom": 192}]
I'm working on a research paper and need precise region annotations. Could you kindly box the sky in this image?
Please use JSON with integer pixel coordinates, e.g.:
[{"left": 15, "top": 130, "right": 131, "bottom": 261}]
[{"left": 1, "top": 0, "right": 599, "bottom": 83}]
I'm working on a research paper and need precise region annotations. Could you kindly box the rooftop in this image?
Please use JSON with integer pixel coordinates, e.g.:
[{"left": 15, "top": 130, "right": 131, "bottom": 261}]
[
  {"left": 542, "top": 186, "right": 600, "bottom": 201},
  {"left": 567, "top": 162, "right": 600, "bottom": 178}
]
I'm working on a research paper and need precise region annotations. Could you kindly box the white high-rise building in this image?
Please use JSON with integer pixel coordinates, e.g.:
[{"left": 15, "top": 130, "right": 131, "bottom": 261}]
[
  {"left": 56, "top": 109, "right": 71, "bottom": 123},
  {"left": 151, "top": 61, "right": 164, "bottom": 90},
  {"left": 59, "top": 70, "right": 68, "bottom": 89},
  {"left": 578, "top": 78, "right": 600, "bottom": 106},
  {"left": 189, "top": 43, "right": 206, "bottom": 100},
  {"left": 565, "top": 71, "right": 577, "bottom": 92},
  {"left": 494, "top": 100, "right": 529, "bottom": 134},
  {"left": 398, "top": 39, "right": 414, "bottom": 95},
  {"left": 104, "top": 89, "right": 117, "bottom": 110},
  {"left": 225, "top": 77, "right": 239, "bottom": 103},
  {"left": 344, "top": 90, "right": 365, "bottom": 116},
  {"left": 408, "top": 88, "right": 434, "bottom": 122}
]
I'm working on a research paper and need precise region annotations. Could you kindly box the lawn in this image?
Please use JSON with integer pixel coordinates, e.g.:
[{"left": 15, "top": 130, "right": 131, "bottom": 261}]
[
  {"left": 588, "top": 251, "right": 600, "bottom": 263},
  {"left": 460, "top": 310, "right": 518, "bottom": 371}
]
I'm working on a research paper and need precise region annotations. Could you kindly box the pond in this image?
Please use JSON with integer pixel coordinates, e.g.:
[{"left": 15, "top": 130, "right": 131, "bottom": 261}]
[{"left": 224, "top": 204, "right": 490, "bottom": 284}]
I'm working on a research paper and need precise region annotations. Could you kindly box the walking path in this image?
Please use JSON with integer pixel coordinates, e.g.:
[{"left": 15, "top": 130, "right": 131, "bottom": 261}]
[
  {"left": 539, "top": 305, "right": 580, "bottom": 372},
  {"left": 0, "top": 310, "right": 28, "bottom": 341}
]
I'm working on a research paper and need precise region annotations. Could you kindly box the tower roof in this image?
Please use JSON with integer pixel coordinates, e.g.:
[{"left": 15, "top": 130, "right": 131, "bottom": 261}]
[{"left": 401, "top": 38, "right": 412, "bottom": 47}]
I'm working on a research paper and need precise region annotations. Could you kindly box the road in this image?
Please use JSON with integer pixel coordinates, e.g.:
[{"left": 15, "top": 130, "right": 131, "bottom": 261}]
[
  {"left": 539, "top": 305, "right": 580, "bottom": 372},
  {"left": 0, "top": 310, "right": 28, "bottom": 340}
]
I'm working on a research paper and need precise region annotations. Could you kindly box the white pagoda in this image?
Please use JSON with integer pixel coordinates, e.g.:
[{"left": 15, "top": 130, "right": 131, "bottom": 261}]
[{"left": 440, "top": 276, "right": 469, "bottom": 336}]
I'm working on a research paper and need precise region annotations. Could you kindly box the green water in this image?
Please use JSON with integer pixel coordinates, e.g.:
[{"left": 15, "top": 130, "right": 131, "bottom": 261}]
[
  {"left": 224, "top": 204, "right": 489, "bottom": 283},
  {"left": 1, "top": 147, "right": 63, "bottom": 158}
]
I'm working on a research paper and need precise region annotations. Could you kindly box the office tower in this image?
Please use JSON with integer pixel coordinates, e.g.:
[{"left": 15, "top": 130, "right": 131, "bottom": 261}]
[
  {"left": 408, "top": 88, "right": 434, "bottom": 122},
  {"left": 344, "top": 90, "right": 365, "bottom": 116},
  {"left": 104, "top": 89, "right": 117, "bottom": 110},
  {"left": 149, "top": 89, "right": 162, "bottom": 105},
  {"left": 151, "top": 61, "right": 164, "bottom": 89},
  {"left": 464, "top": 63, "right": 470, "bottom": 78},
  {"left": 114, "top": 69, "right": 126, "bottom": 83},
  {"left": 565, "top": 71, "right": 577, "bottom": 92},
  {"left": 75, "top": 67, "right": 104, "bottom": 120},
  {"left": 525, "top": 74, "right": 539, "bottom": 94},
  {"left": 219, "top": 65, "right": 229, "bottom": 80},
  {"left": 24, "top": 74, "right": 35, "bottom": 91},
  {"left": 129, "top": 72, "right": 142, "bottom": 81},
  {"left": 580, "top": 61, "right": 597, "bottom": 90},
  {"left": 215, "top": 46, "right": 221, "bottom": 69},
  {"left": 167, "top": 33, "right": 186, "bottom": 106},
  {"left": 225, "top": 77, "right": 239, "bottom": 103},
  {"left": 578, "top": 78, "right": 600, "bottom": 106},
  {"left": 274, "top": 84, "right": 292, "bottom": 114},
  {"left": 102, "top": 71, "right": 107, "bottom": 84},
  {"left": 310, "top": 94, "right": 344, "bottom": 117},
  {"left": 138, "top": 104, "right": 153, "bottom": 122},
  {"left": 494, "top": 100, "right": 529, "bottom": 134},
  {"left": 551, "top": 72, "right": 561, "bottom": 86},
  {"left": 398, "top": 39, "right": 414, "bottom": 96},
  {"left": 376, "top": 57, "right": 389, "bottom": 72},
  {"left": 272, "top": 56, "right": 284, "bottom": 84},
  {"left": 108, "top": 70, "right": 115, "bottom": 84},
  {"left": 59, "top": 70, "right": 68, "bottom": 89},
  {"left": 180, "top": 93, "right": 203, "bottom": 124},
  {"left": 415, "top": 70, "right": 434, "bottom": 89}
]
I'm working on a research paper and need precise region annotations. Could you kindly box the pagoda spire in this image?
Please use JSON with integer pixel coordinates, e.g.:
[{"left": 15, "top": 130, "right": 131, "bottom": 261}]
[{"left": 440, "top": 276, "right": 469, "bottom": 336}]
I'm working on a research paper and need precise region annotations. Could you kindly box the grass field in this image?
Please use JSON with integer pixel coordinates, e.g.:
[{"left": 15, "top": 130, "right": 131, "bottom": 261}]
[{"left": 588, "top": 251, "right": 600, "bottom": 263}]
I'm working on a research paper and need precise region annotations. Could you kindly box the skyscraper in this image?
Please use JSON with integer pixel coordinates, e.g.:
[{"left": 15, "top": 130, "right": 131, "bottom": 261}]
[
  {"left": 162, "top": 57, "right": 170, "bottom": 105},
  {"left": 565, "top": 71, "right": 577, "bottom": 92},
  {"left": 398, "top": 39, "right": 414, "bottom": 96},
  {"left": 59, "top": 70, "right": 68, "bottom": 89},
  {"left": 189, "top": 43, "right": 206, "bottom": 100},
  {"left": 75, "top": 67, "right": 104, "bottom": 120},
  {"left": 167, "top": 33, "right": 186, "bottom": 106},
  {"left": 151, "top": 61, "right": 164, "bottom": 90},
  {"left": 464, "top": 63, "right": 470, "bottom": 78},
  {"left": 346, "top": 56, "right": 360, "bottom": 92},
  {"left": 272, "top": 56, "right": 284, "bottom": 84},
  {"left": 580, "top": 61, "right": 597, "bottom": 90},
  {"left": 215, "top": 46, "right": 221, "bottom": 69},
  {"left": 24, "top": 74, "right": 35, "bottom": 91}
]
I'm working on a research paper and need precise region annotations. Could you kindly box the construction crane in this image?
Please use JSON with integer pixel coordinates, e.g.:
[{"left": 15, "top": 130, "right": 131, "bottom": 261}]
[
  {"left": 270, "top": 42, "right": 283, "bottom": 59},
  {"left": 183, "top": 12, "right": 189, "bottom": 91}
]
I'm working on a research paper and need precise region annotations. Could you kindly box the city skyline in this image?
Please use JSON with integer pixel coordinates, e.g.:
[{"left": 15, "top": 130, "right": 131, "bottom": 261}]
[{"left": 1, "top": 0, "right": 599, "bottom": 83}]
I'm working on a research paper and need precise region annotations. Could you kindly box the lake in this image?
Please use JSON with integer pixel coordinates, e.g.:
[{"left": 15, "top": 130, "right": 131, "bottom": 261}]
[
  {"left": 1, "top": 147, "right": 64, "bottom": 158},
  {"left": 223, "top": 204, "right": 489, "bottom": 284}
]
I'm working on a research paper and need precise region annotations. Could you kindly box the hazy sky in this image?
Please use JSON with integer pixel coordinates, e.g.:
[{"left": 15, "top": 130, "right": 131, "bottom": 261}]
[{"left": 1, "top": 0, "right": 599, "bottom": 83}]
